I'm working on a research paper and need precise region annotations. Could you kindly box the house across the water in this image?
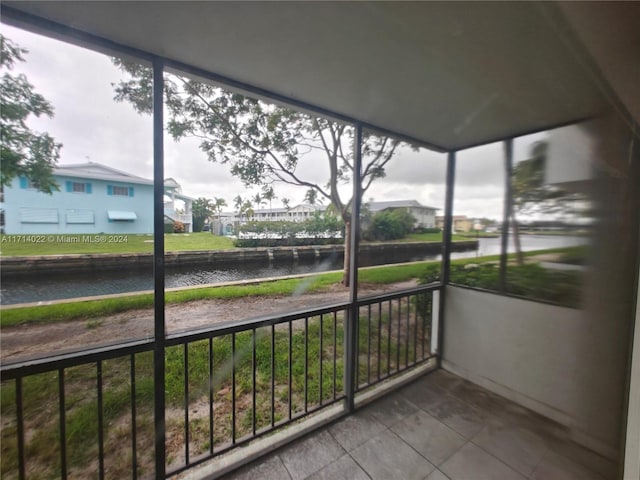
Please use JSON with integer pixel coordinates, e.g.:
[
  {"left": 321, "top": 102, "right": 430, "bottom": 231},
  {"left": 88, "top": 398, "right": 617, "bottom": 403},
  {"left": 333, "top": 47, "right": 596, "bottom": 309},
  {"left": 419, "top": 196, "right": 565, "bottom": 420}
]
[
  {"left": 212, "top": 199, "right": 437, "bottom": 235},
  {"left": 1, "top": 162, "right": 194, "bottom": 234}
]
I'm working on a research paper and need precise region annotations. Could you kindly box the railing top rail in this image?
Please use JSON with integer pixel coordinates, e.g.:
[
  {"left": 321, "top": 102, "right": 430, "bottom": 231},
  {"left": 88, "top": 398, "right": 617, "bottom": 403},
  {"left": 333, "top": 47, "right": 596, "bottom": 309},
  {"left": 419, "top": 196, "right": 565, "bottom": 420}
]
[
  {"left": 1, "top": 285, "right": 440, "bottom": 378},
  {"left": 165, "top": 300, "right": 352, "bottom": 345},
  {"left": 356, "top": 283, "right": 440, "bottom": 307},
  {"left": 0, "top": 338, "right": 154, "bottom": 379}
]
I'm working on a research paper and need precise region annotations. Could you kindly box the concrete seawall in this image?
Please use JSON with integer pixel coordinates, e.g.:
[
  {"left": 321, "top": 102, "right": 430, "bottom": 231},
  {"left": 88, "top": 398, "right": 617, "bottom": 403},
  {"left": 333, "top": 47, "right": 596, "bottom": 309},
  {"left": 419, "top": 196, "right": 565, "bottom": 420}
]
[{"left": 1, "top": 241, "right": 478, "bottom": 276}]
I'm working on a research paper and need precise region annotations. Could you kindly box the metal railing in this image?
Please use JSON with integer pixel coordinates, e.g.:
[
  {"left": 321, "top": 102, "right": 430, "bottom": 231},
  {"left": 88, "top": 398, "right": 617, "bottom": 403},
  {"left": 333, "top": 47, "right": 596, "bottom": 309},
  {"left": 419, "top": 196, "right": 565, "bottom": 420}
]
[
  {"left": 0, "top": 285, "right": 439, "bottom": 479},
  {"left": 355, "top": 286, "right": 436, "bottom": 393}
]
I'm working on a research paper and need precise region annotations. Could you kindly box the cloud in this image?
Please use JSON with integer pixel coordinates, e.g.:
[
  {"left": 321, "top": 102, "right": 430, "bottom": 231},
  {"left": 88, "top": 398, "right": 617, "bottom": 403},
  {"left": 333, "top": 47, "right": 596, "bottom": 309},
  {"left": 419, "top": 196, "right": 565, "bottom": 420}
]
[{"left": 3, "top": 24, "right": 543, "bottom": 220}]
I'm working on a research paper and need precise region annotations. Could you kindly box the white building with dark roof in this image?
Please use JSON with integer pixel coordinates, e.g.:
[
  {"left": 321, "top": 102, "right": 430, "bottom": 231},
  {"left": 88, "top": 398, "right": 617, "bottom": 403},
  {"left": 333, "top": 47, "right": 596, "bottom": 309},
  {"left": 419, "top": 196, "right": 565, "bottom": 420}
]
[{"left": 367, "top": 200, "right": 438, "bottom": 229}]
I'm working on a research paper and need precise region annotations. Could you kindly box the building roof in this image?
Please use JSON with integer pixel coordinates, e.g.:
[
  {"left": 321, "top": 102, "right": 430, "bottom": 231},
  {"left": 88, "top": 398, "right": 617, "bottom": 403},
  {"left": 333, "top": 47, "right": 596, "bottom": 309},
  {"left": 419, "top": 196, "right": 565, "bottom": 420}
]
[
  {"left": 54, "top": 162, "right": 153, "bottom": 185},
  {"left": 53, "top": 163, "right": 194, "bottom": 200},
  {"left": 368, "top": 200, "right": 438, "bottom": 212}
]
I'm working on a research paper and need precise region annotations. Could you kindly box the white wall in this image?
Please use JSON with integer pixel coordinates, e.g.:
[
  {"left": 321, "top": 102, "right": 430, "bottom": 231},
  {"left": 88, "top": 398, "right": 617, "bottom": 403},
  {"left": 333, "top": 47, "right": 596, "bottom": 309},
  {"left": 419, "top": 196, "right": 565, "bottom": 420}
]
[
  {"left": 442, "top": 286, "right": 620, "bottom": 459},
  {"left": 624, "top": 276, "right": 640, "bottom": 479}
]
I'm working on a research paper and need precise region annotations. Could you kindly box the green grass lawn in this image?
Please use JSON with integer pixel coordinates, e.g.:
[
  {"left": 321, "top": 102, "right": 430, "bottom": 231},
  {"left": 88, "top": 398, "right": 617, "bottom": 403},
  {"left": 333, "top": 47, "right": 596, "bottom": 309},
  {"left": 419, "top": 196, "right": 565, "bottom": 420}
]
[
  {"left": 0, "top": 232, "right": 235, "bottom": 256},
  {"left": 0, "top": 294, "right": 428, "bottom": 478}
]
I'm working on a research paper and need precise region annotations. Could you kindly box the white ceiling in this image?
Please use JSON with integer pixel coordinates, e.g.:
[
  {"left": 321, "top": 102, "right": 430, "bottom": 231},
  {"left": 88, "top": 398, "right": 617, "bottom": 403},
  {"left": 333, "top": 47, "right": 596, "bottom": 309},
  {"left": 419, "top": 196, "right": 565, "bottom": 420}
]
[{"left": 3, "top": 1, "right": 637, "bottom": 151}]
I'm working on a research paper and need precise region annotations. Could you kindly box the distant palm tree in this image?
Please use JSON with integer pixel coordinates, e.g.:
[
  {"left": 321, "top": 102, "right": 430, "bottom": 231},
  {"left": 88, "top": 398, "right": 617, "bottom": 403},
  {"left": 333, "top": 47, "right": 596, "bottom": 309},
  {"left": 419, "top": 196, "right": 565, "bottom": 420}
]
[
  {"left": 304, "top": 188, "right": 318, "bottom": 205},
  {"left": 242, "top": 200, "right": 255, "bottom": 220},
  {"left": 262, "top": 185, "right": 276, "bottom": 211},
  {"left": 212, "top": 197, "right": 227, "bottom": 234},
  {"left": 234, "top": 195, "right": 243, "bottom": 213},
  {"left": 253, "top": 192, "right": 266, "bottom": 209}
]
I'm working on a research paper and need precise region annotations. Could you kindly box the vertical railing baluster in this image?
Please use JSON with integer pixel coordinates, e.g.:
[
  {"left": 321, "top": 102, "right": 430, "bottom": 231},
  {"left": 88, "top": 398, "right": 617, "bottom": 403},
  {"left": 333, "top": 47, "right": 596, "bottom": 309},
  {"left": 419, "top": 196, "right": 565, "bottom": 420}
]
[
  {"left": 396, "top": 298, "right": 401, "bottom": 372},
  {"left": 97, "top": 361, "right": 105, "bottom": 480},
  {"left": 405, "top": 297, "right": 410, "bottom": 368},
  {"left": 131, "top": 354, "right": 138, "bottom": 480},
  {"left": 271, "top": 324, "right": 275, "bottom": 427},
  {"left": 387, "top": 300, "right": 392, "bottom": 376},
  {"left": 355, "top": 307, "right": 360, "bottom": 390},
  {"left": 377, "top": 302, "right": 382, "bottom": 381},
  {"left": 208, "top": 338, "right": 214, "bottom": 455},
  {"left": 184, "top": 344, "right": 190, "bottom": 465},
  {"left": 304, "top": 317, "right": 308, "bottom": 413},
  {"left": 333, "top": 311, "right": 337, "bottom": 401},
  {"left": 413, "top": 295, "right": 419, "bottom": 364},
  {"left": 367, "top": 304, "right": 371, "bottom": 385},
  {"left": 232, "top": 334, "right": 236, "bottom": 444},
  {"left": 288, "top": 322, "right": 292, "bottom": 419},
  {"left": 252, "top": 328, "right": 257, "bottom": 436},
  {"left": 422, "top": 293, "right": 428, "bottom": 358},
  {"left": 58, "top": 368, "right": 67, "bottom": 480},
  {"left": 16, "top": 377, "right": 25, "bottom": 480},
  {"left": 319, "top": 314, "right": 324, "bottom": 405}
]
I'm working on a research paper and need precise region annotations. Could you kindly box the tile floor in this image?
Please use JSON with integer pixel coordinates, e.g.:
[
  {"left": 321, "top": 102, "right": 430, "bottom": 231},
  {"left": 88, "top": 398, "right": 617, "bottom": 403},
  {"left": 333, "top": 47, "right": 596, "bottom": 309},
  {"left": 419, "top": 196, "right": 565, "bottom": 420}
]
[{"left": 222, "top": 369, "right": 617, "bottom": 480}]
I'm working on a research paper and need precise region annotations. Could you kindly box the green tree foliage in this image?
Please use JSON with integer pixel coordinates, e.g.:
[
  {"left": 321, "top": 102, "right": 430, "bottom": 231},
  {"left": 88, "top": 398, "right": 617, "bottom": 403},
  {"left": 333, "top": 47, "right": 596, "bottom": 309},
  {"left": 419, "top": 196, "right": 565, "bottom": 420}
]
[
  {"left": 112, "top": 60, "right": 400, "bottom": 284},
  {"left": 364, "top": 208, "right": 416, "bottom": 241},
  {"left": 0, "top": 35, "right": 61, "bottom": 193},
  {"left": 236, "top": 211, "right": 343, "bottom": 247},
  {"left": 192, "top": 197, "right": 215, "bottom": 231},
  {"left": 304, "top": 187, "right": 319, "bottom": 205},
  {"left": 213, "top": 197, "right": 227, "bottom": 218}
]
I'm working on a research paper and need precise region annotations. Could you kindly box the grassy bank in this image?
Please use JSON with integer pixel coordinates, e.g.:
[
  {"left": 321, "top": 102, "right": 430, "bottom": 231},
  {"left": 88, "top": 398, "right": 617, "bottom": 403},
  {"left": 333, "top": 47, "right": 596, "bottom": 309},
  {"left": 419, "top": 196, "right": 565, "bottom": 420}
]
[
  {"left": 0, "top": 262, "right": 430, "bottom": 327},
  {"left": 0, "top": 232, "right": 235, "bottom": 256}
]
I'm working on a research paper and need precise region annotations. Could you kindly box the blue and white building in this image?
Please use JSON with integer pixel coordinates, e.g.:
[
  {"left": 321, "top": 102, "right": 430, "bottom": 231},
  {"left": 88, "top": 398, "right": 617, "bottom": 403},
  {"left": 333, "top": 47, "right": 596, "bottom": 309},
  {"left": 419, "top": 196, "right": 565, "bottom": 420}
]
[{"left": 1, "top": 163, "right": 193, "bottom": 234}]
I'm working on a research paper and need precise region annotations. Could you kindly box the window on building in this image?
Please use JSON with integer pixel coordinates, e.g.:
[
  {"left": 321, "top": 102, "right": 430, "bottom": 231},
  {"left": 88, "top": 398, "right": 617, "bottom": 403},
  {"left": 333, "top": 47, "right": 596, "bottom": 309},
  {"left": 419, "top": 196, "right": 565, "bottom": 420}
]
[
  {"left": 65, "top": 181, "right": 92, "bottom": 193},
  {"left": 108, "top": 185, "right": 134, "bottom": 197},
  {"left": 19, "top": 176, "right": 38, "bottom": 189}
]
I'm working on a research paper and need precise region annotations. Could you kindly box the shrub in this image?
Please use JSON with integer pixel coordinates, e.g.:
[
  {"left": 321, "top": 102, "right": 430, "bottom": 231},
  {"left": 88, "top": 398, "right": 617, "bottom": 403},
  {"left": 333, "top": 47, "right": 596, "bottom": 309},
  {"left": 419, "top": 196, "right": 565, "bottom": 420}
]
[
  {"left": 173, "top": 221, "right": 185, "bottom": 233},
  {"left": 364, "top": 208, "right": 415, "bottom": 241}
]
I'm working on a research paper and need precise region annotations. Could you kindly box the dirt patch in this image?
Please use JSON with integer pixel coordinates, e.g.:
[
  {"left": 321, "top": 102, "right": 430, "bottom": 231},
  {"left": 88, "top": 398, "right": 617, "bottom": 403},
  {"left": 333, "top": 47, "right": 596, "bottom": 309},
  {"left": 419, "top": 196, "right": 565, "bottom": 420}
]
[{"left": 0, "top": 281, "right": 418, "bottom": 362}]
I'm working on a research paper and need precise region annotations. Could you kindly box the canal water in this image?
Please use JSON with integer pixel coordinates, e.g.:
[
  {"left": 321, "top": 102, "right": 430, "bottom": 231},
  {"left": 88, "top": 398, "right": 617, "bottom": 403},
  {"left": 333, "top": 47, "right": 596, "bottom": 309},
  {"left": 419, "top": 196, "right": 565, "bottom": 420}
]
[{"left": 0, "top": 235, "right": 587, "bottom": 305}]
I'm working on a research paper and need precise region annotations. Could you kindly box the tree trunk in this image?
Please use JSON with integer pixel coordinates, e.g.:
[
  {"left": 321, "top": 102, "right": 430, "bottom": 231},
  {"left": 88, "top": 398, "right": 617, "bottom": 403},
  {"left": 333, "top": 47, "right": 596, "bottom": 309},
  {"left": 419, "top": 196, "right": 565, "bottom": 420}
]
[
  {"left": 511, "top": 213, "right": 525, "bottom": 265},
  {"left": 342, "top": 219, "right": 351, "bottom": 287}
]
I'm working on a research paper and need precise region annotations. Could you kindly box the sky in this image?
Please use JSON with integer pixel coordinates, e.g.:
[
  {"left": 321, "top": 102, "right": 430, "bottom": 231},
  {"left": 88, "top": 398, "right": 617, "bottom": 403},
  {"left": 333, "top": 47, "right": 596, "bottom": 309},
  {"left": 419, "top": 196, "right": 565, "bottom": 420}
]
[{"left": 3, "top": 24, "right": 545, "bottom": 220}]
